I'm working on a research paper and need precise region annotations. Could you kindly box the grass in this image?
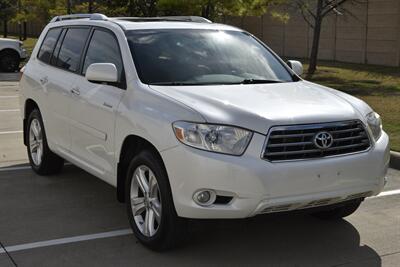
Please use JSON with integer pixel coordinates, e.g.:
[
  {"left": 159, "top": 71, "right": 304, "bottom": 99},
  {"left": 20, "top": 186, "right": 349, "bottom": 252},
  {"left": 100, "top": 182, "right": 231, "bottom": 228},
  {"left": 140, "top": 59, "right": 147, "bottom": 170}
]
[
  {"left": 6, "top": 35, "right": 400, "bottom": 150},
  {"left": 303, "top": 60, "right": 400, "bottom": 151}
]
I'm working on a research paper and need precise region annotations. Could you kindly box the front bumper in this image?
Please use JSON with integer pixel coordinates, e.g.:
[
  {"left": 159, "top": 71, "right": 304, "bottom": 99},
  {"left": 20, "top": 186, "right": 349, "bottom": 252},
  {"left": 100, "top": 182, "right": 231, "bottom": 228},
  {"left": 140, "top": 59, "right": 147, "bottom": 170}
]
[{"left": 161, "top": 132, "right": 390, "bottom": 219}]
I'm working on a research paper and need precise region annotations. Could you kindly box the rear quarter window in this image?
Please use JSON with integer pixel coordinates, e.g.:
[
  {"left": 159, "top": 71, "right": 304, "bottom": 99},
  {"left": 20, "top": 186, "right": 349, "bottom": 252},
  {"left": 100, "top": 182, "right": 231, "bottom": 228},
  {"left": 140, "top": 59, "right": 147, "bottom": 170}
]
[{"left": 37, "top": 28, "right": 62, "bottom": 63}]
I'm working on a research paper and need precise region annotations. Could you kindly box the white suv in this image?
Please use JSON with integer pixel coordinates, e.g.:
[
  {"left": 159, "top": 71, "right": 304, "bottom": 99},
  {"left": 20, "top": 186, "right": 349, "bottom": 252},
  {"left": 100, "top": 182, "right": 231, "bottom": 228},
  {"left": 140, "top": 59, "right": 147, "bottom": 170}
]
[
  {"left": 0, "top": 37, "right": 28, "bottom": 72},
  {"left": 20, "top": 14, "right": 390, "bottom": 250}
]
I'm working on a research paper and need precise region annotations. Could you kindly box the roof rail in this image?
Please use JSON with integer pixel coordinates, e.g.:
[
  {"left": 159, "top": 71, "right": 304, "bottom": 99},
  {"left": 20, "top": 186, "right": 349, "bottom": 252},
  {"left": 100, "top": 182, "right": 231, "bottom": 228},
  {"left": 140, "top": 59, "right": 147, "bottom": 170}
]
[
  {"left": 50, "top": 13, "right": 108, "bottom": 23},
  {"left": 112, "top": 16, "right": 212, "bottom": 23}
]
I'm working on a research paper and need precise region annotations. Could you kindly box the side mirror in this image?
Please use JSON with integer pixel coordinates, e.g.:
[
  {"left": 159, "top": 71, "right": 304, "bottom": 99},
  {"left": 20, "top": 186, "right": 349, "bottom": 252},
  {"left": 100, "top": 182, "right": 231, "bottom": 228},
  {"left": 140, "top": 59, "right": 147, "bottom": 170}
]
[
  {"left": 85, "top": 63, "right": 118, "bottom": 83},
  {"left": 287, "top": 60, "right": 303, "bottom": 76}
]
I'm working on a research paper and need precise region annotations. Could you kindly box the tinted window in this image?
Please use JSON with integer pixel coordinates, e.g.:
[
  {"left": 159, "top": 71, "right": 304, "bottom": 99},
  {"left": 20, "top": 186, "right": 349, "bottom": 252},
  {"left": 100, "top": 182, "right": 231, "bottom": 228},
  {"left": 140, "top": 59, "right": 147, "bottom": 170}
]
[
  {"left": 56, "top": 28, "right": 89, "bottom": 72},
  {"left": 82, "top": 30, "right": 123, "bottom": 82},
  {"left": 37, "top": 28, "right": 62, "bottom": 63},
  {"left": 126, "top": 29, "right": 294, "bottom": 85},
  {"left": 50, "top": 29, "right": 66, "bottom": 66}
]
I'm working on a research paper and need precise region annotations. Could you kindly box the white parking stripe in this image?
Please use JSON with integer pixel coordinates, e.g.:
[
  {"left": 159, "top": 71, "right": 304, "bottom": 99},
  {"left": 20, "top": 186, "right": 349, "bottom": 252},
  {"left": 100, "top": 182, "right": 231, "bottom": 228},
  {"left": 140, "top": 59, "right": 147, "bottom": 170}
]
[
  {"left": 0, "top": 109, "right": 19, "bottom": 112},
  {"left": 0, "top": 189, "right": 397, "bottom": 254},
  {"left": 0, "top": 130, "right": 23, "bottom": 135},
  {"left": 369, "top": 189, "right": 400, "bottom": 198},
  {"left": 0, "top": 229, "right": 132, "bottom": 254},
  {"left": 0, "top": 96, "right": 18, "bottom": 98}
]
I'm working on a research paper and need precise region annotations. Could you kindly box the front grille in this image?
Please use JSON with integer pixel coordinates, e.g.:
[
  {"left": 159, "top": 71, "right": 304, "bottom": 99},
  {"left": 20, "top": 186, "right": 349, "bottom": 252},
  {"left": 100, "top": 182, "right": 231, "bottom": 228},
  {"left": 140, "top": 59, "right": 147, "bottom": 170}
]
[{"left": 263, "top": 120, "right": 371, "bottom": 161}]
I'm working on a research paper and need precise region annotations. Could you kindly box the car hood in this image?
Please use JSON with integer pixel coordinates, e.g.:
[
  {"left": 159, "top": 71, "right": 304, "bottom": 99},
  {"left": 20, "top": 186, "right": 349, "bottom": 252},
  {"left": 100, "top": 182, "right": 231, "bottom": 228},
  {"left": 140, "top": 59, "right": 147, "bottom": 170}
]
[
  {"left": 0, "top": 38, "right": 21, "bottom": 44},
  {"left": 149, "top": 81, "right": 369, "bottom": 134}
]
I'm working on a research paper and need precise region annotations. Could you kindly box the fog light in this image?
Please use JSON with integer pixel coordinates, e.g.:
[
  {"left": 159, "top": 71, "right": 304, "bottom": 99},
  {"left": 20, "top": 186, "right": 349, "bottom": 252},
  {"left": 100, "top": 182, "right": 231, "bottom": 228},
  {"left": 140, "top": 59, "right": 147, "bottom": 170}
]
[
  {"left": 197, "top": 191, "right": 210, "bottom": 203},
  {"left": 193, "top": 190, "right": 216, "bottom": 206}
]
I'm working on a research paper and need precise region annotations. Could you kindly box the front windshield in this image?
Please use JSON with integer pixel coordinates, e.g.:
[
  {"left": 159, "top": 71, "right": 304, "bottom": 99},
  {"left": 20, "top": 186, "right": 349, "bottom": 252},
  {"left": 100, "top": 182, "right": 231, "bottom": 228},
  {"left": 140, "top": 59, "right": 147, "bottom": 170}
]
[{"left": 126, "top": 29, "right": 295, "bottom": 85}]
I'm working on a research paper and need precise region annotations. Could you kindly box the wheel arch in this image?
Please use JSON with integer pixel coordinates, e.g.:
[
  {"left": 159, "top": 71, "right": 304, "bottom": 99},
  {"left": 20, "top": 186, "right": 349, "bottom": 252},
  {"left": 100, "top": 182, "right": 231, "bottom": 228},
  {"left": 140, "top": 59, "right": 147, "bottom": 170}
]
[
  {"left": 0, "top": 48, "right": 20, "bottom": 57},
  {"left": 23, "top": 99, "right": 39, "bottom": 146},
  {"left": 117, "top": 134, "right": 168, "bottom": 203}
]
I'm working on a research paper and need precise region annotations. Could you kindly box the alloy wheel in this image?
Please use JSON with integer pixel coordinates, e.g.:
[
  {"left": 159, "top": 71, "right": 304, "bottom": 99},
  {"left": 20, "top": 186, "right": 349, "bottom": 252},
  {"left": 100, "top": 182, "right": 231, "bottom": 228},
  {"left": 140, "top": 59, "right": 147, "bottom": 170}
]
[
  {"left": 29, "top": 118, "right": 43, "bottom": 166},
  {"left": 130, "top": 165, "right": 162, "bottom": 237}
]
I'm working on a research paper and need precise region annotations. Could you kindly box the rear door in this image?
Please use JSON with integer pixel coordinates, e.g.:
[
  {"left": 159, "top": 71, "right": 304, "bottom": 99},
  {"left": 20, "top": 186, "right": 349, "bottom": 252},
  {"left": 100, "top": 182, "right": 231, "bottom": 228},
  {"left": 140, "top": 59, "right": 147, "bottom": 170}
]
[
  {"left": 34, "top": 27, "right": 73, "bottom": 153},
  {"left": 42, "top": 27, "right": 91, "bottom": 155},
  {"left": 68, "top": 28, "right": 125, "bottom": 182}
]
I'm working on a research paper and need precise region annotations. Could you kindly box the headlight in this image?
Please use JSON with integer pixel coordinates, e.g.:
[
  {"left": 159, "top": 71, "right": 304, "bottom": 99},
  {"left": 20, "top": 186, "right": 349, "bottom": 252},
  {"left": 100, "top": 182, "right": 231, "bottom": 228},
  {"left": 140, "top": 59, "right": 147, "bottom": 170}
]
[
  {"left": 172, "top": 121, "right": 253, "bottom": 155},
  {"left": 366, "top": 112, "right": 382, "bottom": 141}
]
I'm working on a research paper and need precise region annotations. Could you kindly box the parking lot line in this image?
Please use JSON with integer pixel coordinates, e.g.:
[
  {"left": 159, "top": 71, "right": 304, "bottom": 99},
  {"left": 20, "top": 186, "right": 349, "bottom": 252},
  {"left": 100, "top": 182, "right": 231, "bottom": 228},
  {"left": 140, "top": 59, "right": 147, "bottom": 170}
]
[
  {"left": 0, "top": 188, "right": 398, "bottom": 255},
  {"left": 0, "top": 96, "right": 18, "bottom": 98},
  {"left": 0, "top": 229, "right": 132, "bottom": 255},
  {"left": 0, "top": 131, "right": 23, "bottom": 135},
  {"left": 0, "top": 109, "right": 19, "bottom": 112},
  {"left": 369, "top": 189, "right": 400, "bottom": 198}
]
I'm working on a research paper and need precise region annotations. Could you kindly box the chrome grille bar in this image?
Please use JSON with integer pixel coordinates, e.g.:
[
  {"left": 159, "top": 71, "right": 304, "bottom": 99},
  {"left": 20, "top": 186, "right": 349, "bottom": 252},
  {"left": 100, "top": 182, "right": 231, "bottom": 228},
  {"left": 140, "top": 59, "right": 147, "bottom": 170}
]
[{"left": 262, "top": 120, "right": 371, "bottom": 162}]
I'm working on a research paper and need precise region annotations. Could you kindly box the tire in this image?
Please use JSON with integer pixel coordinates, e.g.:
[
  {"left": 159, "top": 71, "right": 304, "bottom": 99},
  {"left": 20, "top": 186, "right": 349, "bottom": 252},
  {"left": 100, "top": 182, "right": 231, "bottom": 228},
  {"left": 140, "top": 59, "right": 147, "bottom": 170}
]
[
  {"left": 125, "top": 149, "right": 187, "bottom": 251},
  {"left": 27, "top": 109, "right": 64, "bottom": 175},
  {"left": 312, "top": 199, "right": 362, "bottom": 220},
  {"left": 0, "top": 50, "right": 20, "bottom": 72}
]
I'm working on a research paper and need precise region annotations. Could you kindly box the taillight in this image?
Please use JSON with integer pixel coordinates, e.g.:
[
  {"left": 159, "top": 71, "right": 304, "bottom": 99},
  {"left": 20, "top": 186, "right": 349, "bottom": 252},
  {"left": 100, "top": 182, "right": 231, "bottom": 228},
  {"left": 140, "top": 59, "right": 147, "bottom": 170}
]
[{"left": 19, "top": 66, "right": 25, "bottom": 81}]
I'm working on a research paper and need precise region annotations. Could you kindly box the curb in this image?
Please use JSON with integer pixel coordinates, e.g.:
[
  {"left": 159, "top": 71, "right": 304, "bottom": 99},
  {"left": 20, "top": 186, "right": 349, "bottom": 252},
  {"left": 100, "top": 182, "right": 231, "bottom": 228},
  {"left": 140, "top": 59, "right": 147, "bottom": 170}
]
[{"left": 390, "top": 151, "right": 400, "bottom": 170}]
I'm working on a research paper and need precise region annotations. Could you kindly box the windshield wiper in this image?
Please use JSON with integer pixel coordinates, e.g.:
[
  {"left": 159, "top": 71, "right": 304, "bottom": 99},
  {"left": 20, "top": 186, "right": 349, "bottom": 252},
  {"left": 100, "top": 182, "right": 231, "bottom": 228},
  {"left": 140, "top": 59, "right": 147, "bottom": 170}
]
[
  {"left": 239, "top": 79, "right": 284, "bottom": 84},
  {"left": 149, "top": 82, "right": 200, "bottom": 86},
  {"left": 149, "top": 79, "right": 285, "bottom": 86}
]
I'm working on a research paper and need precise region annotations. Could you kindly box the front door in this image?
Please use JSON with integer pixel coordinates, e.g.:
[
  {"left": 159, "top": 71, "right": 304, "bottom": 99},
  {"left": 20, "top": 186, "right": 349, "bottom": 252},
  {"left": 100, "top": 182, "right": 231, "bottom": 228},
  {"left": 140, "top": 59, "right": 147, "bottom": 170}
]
[{"left": 69, "top": 28, "right": 125, "bottom": 183}]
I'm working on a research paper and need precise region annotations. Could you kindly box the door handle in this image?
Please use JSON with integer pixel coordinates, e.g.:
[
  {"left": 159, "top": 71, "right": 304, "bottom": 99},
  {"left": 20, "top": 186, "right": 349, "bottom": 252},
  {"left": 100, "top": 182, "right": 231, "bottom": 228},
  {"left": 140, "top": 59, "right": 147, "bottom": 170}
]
[
  {"left": 103, "top": 102, "right": 113, "bottom": 109},
  {"left": 70, "top": 87, "right": 80, "bottom": 96},
  {"left": 40, "top": 76, "right": 48, "bottom": 85}
]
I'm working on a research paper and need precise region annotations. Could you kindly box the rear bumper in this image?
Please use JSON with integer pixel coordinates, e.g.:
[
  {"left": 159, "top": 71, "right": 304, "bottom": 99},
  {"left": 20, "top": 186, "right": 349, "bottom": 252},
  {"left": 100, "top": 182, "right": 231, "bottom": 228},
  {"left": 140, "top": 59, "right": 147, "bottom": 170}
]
[{"left": 161, "top": 132, "right": 390, "bottom": 219}]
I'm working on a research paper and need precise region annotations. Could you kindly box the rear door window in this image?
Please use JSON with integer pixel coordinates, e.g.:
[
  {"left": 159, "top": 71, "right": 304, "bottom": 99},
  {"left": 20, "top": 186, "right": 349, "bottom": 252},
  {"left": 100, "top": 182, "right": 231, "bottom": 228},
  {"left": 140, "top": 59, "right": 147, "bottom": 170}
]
[
  {"left": 50, "top": 29, "right": 67, "bottom": 66},
  {"left": 37, "top": 28, "right": 62, "bottom": 63},
  {"left": 56, "top": 28, "right": 90, "bottom": 72}
]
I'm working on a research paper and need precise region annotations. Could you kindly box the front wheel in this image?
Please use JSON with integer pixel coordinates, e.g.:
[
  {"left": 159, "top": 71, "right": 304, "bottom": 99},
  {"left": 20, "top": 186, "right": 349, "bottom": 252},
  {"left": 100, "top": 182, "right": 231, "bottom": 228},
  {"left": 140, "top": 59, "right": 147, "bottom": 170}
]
[
  {"left": 311, "top": 199, "right": 362, "bottom": 220},
  {"left": 125, "top": 149, "right": 186, "bottom": 251}
]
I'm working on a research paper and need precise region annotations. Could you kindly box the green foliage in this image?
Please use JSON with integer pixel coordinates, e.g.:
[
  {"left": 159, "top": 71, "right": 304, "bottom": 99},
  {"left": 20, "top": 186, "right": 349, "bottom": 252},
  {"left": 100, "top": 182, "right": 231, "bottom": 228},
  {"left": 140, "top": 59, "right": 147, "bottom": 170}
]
[
  {"left": 10, "top": 0, "right": 74, "bottom": 24},
  {"left": 0, "top": 0, "right": 16, "bottom": 20},
  {"left": 158, "top": 0, "right": 283, "bottom": 20},
  {"left": 3, "top": 0, "right": 287, "bottom": 24}
]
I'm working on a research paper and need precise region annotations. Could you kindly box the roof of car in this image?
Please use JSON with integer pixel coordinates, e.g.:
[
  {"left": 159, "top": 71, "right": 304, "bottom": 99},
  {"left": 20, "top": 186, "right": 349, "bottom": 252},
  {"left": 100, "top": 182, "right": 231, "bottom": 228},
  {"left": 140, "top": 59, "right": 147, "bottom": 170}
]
[
  {"left": 49, "top": 14, "right": 242, "bottom": 32},
  {"left": 113, "top": 20, "right": 240, "bottom": 31}
]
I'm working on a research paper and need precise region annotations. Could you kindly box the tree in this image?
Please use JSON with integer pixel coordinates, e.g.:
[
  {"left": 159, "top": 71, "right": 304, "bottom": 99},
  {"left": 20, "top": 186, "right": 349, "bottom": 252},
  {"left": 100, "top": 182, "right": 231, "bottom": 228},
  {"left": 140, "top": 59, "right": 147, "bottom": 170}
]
[
  {"left": 88, "top": 0, "right": 93, "bottom": 13},
  {"left": 14, "top": 0, "right": 56, "bottom": 27},
  {"left": 293, "top": 0, "right": 363, "bottom": 76},
  {"left": 158, "top": 0, "right": 282, "bottom": 21},
  {"left": 66, "top": 0, "right": 71, "bottom": 14},
  {"left": 0, "top": 0, "right": 17, "bottom": 37}
]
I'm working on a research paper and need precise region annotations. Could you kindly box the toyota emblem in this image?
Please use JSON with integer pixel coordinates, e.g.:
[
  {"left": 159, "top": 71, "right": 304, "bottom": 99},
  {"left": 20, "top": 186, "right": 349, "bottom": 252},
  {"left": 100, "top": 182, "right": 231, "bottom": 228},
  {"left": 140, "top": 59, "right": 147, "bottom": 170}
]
[{"left": 313, "top": 131, "right": 334, "bottom": 149}]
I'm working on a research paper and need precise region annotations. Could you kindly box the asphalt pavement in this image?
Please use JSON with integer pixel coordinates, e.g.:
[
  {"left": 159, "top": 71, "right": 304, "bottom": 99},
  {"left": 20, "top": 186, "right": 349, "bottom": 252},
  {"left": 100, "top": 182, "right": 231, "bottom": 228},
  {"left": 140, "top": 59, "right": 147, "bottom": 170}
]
[{"left": 0, "top": 81, "right": 399, "bottom": 267}]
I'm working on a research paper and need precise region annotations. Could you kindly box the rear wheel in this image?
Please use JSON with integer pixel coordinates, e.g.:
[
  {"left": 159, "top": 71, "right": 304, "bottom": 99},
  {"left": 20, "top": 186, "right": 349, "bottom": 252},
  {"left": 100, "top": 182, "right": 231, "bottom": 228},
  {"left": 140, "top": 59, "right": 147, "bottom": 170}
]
[
  {"left": 125, "top": 149, "right": 186, "bottom": 251},
  {"left": 312, "top": 199, "right": 362, "bottom": 220},
  {"left": 0, "top": 50, "right": 20, "bottom": 72},
  {"left": 27, "top": 109, "right": 64, "bottom": 175}
]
